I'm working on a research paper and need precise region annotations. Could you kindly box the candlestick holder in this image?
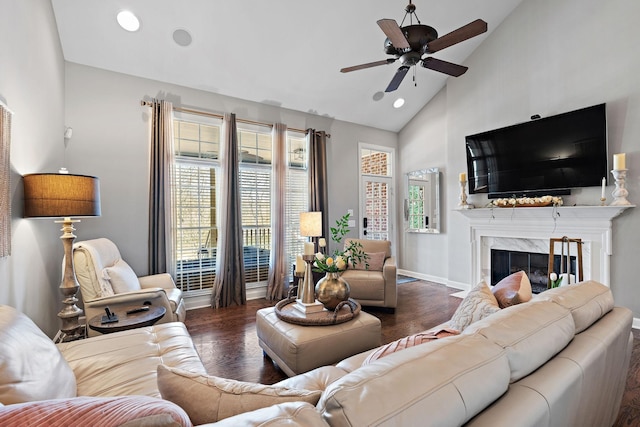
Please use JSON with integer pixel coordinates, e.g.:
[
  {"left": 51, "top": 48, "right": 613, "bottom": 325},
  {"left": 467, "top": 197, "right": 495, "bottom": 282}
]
[
  {"left": 294, "top": 254, "right": 324, "bottom": 314},
  {"left": 457, "top": 179, "right": 474, "bottom": 209},
  {"left": 610, "top": 169, "right": 631, "bottom": 206},
  {"left": 600, "top": 197, "right": 606, "bottom": 207}
]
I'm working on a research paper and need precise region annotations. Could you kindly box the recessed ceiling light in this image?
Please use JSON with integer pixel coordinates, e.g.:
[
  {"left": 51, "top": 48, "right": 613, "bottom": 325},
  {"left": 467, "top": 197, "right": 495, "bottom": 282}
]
[
  {"left": 173, "top": 29, "right": 193, "bottom": 47},
  {"left": 393, "top": 98, "right": 405, "bottom": 108},
  {"left": 117, "top": 10, "right": 140, "bottom": 32}
]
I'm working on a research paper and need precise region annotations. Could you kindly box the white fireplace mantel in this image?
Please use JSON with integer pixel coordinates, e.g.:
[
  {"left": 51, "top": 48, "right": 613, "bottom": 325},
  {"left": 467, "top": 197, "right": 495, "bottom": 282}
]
[{"left": 457, "top": 205, "right": 634, "bottom": 288}]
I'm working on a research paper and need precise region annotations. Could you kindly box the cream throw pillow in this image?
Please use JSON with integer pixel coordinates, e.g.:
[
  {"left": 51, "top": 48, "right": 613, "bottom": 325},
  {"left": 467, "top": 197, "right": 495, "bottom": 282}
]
[
  {"left": 449, "top": 281, "right": 501, "bottom": 331},
  {"left": 157, "top": 365, "right": 322, "bottom": 424},
  {"left": 103, "top": 259, "right": 141, "bottom": 294}
]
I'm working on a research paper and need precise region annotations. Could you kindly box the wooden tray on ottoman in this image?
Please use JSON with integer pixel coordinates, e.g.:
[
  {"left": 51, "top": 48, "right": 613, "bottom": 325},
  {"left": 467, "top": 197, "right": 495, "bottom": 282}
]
[{"left": 275, "top": 297, "right": 360, "bottom": 326}]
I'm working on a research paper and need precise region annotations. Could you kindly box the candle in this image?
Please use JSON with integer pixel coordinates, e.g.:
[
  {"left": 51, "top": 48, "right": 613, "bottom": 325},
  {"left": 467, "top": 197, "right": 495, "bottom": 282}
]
[
  {"left": 295, "top": 255, "right": 304, "bottom": 273},
  {"left": 601, "top": 177, "right": 606, "bottom": 199},
  {"left": 459, "top": 172, "right": 467, "bottom": 182},
  {"left": 613, "top": 153, "right": 626, "bottom": 170},
  {"left": 304, "top": 242, "right": 314, "bottom": 255},
  {"left": 318, "top": 238, "right": 326, "bottom": 248}
]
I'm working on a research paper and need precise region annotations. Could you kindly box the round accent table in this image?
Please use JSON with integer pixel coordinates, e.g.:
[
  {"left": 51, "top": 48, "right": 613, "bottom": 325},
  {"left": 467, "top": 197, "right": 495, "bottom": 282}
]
[{"left": 88, "top": 305, "right": 166, "bottom": 334}]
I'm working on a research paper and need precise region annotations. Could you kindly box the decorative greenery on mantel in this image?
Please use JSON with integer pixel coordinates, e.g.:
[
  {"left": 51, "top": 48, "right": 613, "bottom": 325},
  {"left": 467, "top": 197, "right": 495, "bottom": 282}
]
[{"left": 456, "top": 205, "right": 634, "bottom": 222}]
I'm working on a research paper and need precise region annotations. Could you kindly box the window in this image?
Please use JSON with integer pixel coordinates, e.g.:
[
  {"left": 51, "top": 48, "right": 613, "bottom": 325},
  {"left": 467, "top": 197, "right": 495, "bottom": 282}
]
[
  {"left": 359, "top": 145, "right": 393, "bottom": 241},
  {"left": 172, "top": 115, "right": 309, "bottom": 295}
]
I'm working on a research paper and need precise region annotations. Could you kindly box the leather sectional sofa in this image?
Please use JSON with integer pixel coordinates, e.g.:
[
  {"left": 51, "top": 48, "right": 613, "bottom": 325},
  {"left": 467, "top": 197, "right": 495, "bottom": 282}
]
[{"left": 0, "top": 280, "right": 632, "bottom": 426}]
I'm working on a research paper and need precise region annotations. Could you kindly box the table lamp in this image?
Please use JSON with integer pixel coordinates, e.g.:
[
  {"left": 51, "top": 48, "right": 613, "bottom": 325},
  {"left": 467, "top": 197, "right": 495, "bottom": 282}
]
[{"left": 23, "top": 173, "right": 101, "bottom": 340}]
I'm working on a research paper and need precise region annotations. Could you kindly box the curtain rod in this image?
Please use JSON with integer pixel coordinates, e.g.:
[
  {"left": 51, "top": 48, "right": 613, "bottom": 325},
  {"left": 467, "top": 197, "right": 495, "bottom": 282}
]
[{"left": 140, "top": 100, "right": 330, "bottom": 138}]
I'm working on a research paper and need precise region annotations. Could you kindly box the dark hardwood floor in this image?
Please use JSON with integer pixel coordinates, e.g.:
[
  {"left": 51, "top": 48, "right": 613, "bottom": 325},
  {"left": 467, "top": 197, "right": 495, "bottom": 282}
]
[{"left": 184, "top": 280, "right": 640, "bottom": 425}]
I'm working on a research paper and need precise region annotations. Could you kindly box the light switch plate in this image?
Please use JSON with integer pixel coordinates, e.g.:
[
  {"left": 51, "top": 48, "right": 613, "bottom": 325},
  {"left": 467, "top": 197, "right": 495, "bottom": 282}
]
[{"left": 348, "top": 220, "right": 356, "bottom": 227}]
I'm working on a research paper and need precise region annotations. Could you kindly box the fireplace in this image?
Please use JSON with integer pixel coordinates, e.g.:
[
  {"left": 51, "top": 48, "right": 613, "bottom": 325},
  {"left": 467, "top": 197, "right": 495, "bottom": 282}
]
[
  {"left": 491, "top": 249, "right": 576, "bottom": 293},
  {"left": 457, "top": 205, "right": 631, "bottom": 290}
]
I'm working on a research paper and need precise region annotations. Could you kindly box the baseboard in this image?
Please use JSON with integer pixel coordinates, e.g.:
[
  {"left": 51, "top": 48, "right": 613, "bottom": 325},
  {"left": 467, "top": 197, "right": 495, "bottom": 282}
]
[
  {"left": 184, "top": 285, "right": 267, "bottom": 310},
  {"left": 397, "top": 269, "right": 469, "bottom": 291},
  {"left": 633, "top": 317, "right": 640, "bottom": 330}
]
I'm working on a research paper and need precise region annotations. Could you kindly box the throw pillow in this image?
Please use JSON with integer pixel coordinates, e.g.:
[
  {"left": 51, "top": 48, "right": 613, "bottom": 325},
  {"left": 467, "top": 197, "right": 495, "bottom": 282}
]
[
  {"left": 449, "top": 281, "right": 501, "bottom": 332},
  {"left": 102, "top": 259, "right": 141, "bottom": 294},
  {"left": 492, "top": 270, "right": 532, "bottom": 308},
  {"left": 0, "top": 306, "right": 77, "bottom": 404},
  {"left": 157, "top": 365, "right": 322, "bottom": 424},
  {"left": 0, "top": 396, "right": 191, "bottom": 427},
  {"left": 353, "top": 252, "right": 386, "bottom": 271},
  {"left": 363, "top": 328, "right": 460, "bottom": 365}
]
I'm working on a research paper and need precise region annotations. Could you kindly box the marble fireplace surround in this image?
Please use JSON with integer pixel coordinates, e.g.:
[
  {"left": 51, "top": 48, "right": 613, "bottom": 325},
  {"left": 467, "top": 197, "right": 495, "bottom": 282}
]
[{"left": 458, "top": 206, "right": 633, "bottom": 289}]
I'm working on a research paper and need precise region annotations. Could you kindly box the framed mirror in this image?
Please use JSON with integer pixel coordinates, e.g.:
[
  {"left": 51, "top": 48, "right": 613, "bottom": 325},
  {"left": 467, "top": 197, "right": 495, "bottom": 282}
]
[{"left": 404, "top": 168, "right": 440, "bottom": 233}]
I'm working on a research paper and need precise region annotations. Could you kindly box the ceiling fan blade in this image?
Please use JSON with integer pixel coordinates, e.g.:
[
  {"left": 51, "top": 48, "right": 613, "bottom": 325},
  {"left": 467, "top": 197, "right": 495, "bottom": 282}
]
[
  {"left": 422, "top": 57, "right": 468, "bottom": 77},
  {"left": 377, "top": 19, "right": 410, "bottom": 50},
  {"left": 340, "top": 58, "right": 397, "bottom": 73},
  {"left": 426, "top": 19, "right": 488, "bottom": 53},
  {"left": 385, "top": 66, "right": 410, "bottom": 92}
]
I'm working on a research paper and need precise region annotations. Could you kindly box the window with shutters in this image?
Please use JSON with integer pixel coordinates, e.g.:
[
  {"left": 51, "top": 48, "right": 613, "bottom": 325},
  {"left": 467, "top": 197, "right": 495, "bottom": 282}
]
[{"left": 172, "top": 115, "right": 308, "bottom": 295}]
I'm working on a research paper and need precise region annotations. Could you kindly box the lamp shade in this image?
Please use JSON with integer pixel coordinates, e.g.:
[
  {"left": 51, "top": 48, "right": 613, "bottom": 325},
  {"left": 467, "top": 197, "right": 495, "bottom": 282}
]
[
  {"left": 300, "top": 211, "right": 322, "bottom": 237},
  {"left": 23, "top": 173, "right": 101, "bottom": 218}
]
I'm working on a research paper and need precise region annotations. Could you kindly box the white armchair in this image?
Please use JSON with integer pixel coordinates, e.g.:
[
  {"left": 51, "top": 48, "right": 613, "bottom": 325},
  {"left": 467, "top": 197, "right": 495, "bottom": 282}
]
[{"left": 71, "top": 238, "right": 186, "bottom": 337}]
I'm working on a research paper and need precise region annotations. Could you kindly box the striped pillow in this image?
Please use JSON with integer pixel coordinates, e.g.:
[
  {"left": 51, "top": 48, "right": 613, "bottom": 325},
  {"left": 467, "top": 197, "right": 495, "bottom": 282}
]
[{"left": 0, "top": 396, "right": 192, "bottom": 427}]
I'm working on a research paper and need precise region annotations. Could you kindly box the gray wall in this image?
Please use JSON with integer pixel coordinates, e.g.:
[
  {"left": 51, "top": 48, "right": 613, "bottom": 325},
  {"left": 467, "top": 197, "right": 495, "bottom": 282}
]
[
  {"left": 0, "top": 0, "right": 67, "bottom": 336},
  {"left": 63, "top": 63, "right": 398, "bottom": 274},
  {"left": 398, "top": 0, "right": 640, "bottom": 316}
]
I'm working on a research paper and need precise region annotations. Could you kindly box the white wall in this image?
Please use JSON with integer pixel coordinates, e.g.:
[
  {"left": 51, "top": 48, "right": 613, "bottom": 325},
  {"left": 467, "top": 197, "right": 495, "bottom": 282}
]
[
  {"left": 64, "top": 63, "right": 398, "bottom": 275},
  {"left": 399, "top": 0, "right": 640, "bottom": 313},
  {"left": 0, "top": 0, "right": 67, "bottom": 336}
]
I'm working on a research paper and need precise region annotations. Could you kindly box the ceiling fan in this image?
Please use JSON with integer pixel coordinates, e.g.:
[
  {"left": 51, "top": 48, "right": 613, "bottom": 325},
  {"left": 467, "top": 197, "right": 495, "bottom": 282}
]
[{"left": 340, "top": 1, "right": 488, "bottom": 92}]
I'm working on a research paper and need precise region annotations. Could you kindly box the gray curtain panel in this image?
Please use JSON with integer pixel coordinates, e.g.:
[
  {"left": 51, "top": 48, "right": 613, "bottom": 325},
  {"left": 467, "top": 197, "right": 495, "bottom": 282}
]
[
  {"left": 0, "top": 104, "right": 11, "bottom": 258},
  {"left": 266, "top": 123, "right": 288, "bottom": 300},
  {"left": 148, "top": 99, "right": 175, "bottom": 276},
  {"left": 308, "top": 130, "right": 329, "bottom": 238},
  {"left": 212, "top": 113, "right": 246, "bottom": 308}
]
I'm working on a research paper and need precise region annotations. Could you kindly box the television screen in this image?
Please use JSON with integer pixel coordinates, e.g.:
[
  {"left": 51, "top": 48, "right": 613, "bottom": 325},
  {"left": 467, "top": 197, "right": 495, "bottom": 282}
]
[{"left": 465, "top": 103, "right": 607, "bottom": 198}]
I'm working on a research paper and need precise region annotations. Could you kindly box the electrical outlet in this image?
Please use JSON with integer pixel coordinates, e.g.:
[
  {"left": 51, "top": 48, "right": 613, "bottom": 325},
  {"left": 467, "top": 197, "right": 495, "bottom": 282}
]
[{"left": 348, "top": 220, "right": 356, "bottom": 227}]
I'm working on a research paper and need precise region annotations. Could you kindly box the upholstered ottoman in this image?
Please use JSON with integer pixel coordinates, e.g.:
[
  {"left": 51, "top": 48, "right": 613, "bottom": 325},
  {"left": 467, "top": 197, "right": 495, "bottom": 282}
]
[{"left": 256, "top": 307, "right": 381, "bottom": 376}]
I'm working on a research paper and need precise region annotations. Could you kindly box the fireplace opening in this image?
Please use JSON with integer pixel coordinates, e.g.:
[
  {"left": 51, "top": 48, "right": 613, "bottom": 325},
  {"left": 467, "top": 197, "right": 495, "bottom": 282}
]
[{"left": 491, "top": 249, "right": 577, "bottom": 294}]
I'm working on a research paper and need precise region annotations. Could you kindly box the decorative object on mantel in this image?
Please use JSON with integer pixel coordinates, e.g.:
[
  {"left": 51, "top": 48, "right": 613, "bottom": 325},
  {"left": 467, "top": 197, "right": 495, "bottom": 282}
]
[
  {"left": 600, "top": 177, "right": 607, "bottom": 206},
  {"left": 490, "top": 195, "right": 563, "bottom": 208},
  {"left": 611, "top": 153, "right": 631, "bottom": 206},
  {"left": 456, "top": 172, "right": 474, "bottom": 209}
]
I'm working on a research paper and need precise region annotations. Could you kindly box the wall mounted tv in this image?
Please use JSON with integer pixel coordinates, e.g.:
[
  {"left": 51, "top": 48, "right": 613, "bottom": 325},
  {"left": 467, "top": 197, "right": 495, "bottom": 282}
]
[{"left": 465, "top": 103, "right": 607, "bottom": 198}]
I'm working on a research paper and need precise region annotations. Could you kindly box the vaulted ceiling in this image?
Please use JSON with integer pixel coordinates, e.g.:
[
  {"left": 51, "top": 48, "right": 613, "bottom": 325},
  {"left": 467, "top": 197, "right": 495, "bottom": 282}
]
[{"left": 51, "top": 0, "right": 524, "bottom": 132}]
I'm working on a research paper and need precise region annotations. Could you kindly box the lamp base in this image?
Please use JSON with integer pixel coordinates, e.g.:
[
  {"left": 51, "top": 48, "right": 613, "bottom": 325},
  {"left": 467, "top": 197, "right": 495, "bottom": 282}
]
[{"left": 56, "top": 217, "right": 84, "bottom": 336}]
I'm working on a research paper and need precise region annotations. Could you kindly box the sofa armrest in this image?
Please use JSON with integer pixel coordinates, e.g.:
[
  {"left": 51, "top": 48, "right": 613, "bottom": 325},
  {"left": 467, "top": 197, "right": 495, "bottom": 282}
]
[
  {"left": 200, "top": 402, "right": 328, "bottom": 427},
  {"left": 139, "top": 273, "right": 176, "bottom": 290},
  {"left": 382, "top": 256, "right": 397, "bottom": 308}
]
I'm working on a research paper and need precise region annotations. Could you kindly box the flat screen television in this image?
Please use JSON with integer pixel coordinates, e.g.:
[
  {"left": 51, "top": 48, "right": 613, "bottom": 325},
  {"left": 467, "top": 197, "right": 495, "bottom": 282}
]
[{"left": 465, "top": 103, "right": 607, "bottom": 198}]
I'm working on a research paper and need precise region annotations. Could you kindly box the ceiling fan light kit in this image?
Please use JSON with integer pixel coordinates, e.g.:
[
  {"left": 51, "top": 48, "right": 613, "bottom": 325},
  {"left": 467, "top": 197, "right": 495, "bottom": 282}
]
[{"left": 340, "top": 1, "right": 487, "bottom": 92}]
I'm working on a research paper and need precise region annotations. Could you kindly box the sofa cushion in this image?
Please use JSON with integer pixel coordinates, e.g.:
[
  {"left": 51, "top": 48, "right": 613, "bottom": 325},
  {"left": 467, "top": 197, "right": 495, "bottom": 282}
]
[
  {"left": 0, "top": 305, "right": 77, "bottom": 404},
  {"left": 353, "top": 251, "right": 386, "bottom": 271},
  {"left": 449, "top": 281, "right": 500, "bottom": 331},
  {"left": 363, "top": 329, "right": 460, "bottom": 365},
  {"left": 157, "top": 365, "right": 322, "bottom": 424},
  {"left": 0, "top": 395, "right": 191, "bottom": 427},
  {"left": 534, "top": 280, "right": 614, "bottom": 333},
  {"left": 57, "top": 322, "right": 206, "bottom": 398},
  {"left": 103, "top": 258, "right": 141, "bottom": 294},
  {"left": 463, "top": 300, "right": 575, "bottom": 382},
  {"left": 318, "top": 334, "right": 510, "bottom": 426},
  {"left": 492, "top": 270, "right": 532, "bottom": 308},
  {"left": 209, "top": 402, "right": 328, "bottom": 427}
]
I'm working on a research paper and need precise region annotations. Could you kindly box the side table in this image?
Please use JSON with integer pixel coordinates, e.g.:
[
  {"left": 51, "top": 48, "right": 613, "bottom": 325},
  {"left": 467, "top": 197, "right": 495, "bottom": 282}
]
[{"left": 88, "top": 305, "right": 166, "bottom": 334}]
